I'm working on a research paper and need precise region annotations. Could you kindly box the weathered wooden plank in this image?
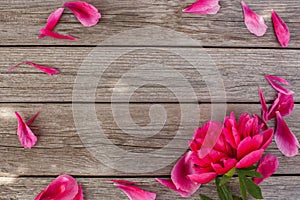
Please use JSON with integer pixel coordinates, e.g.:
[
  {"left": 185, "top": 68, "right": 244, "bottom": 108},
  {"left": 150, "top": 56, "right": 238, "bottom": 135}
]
[
  {"left": 0, "top": 0, "right": 299, "bottom": 47},
  {"left": 0, "top": 103, "right": 299, "bottom": 176},
  {"left": 0, "top": 176, "right": 299, "bottom": 199},
  {"left": 1, "top": 47, "right": 299, "bottom": 102}
]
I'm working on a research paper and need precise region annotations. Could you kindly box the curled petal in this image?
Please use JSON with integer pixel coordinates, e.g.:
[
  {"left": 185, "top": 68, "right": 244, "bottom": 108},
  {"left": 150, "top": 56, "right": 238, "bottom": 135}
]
[
  {"left": 267, "top": 93, "right": 294, "bottom": 120},
  {"left": 8, "top": 62, "right": 60, "bottom": 76},
  {"left": 15, "top": 112, "right": 37, "bottom": 148},
  {"left": 182, "top": 0, "right": 220, "bottom": 15},
  {"left": 63, "top": 1, "right": 101, "bottom": 27},
  {"left": 34, "top": 174, "right": 79, "bottom": 200},
  {"left": 265, "top": 74, "right": 294, "bottom": 95},
  {"left": 236, "top": 149, "right": 264, "bottom": 169},
  {"left": 40, "top": 28, "right": 78, "bottom": 41},
  {"left": 155, "top": 179, "right": 195, "bottom": 198},
  {"left": 272, "top": 10, "right": 290, "bottom": 47},
  {"left": 259, "top": 88, "right": 268, "bottom": 122},
  {"left": 38, "top": 8, "right": 64, "bottom": 39},
  {"left": 275, "top": 111, "right": 299, "bottom": 157},
  {"left": 73, "top": 185, "right": 84, "bottom": 200},
  {"left": 187, "top": 172, "right": 218, "bottom": 184},
  {"left": 114, "top": 184, "right": 156, "bottom": 200},
  {"left": 253, "top": 154, "right": 279, "bottom": 184},
  {"left": 241, "top": 1, "right": 267, "bottom": 37},
  {"left": 26, "top": 108, "right": 42, "bottom": 127}
]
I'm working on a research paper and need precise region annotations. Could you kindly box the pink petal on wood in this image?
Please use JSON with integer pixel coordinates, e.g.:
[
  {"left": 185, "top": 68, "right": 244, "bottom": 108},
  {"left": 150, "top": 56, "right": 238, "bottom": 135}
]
[
  {"left": 15, "top": 112, "right": 37, "bottom": 148},
  {"left": 182, "top": 0, "right": 220, "bottom": 15},
  {"left": 38, "top": 8, "right": 65, "bottom": 39},
  {"left": 105, "top": 180, "right": 136, "bottom": 185},
  {"left": 63, "top": 1, "right": 101, "bottom": 27},
  {"left": 34, "top": 174, "right": 79, "bottom": 200},
  {"left": 265, "top": 74, "right": 294, "bottom": 95},
  {"left": 241, "top": 1, "right": 267, "bottom": 37},
  {"left": 40, "top": 28, "right": 78, "bottom": 41},
  {"left": 272, "top": 10, "right": 290, "bottom": 47},
  {"left": 155, "top": 178, "right": 194, "bottom": 198},
  {"left": 275, "top": 111, "right": 299, "bottom": 157},
  {"left": 114, "top": 183, "right": 156, "bottom": 200},
  {"left": 259, "top": 88, "right": 268, "bottom": 122},
  {"left": 253, "top": 154, "right": 279, "bottom": 184},
  {"left": 8, "top": 62, "right": 60, "bottom": 76},
  {"left": 73, "top": 185, "right": 84, "bottom": 200},
  {"left": 26, "top": 108, "right": 42, "bottom": 126},
  {"left": 267, "top": 93, "right": 294, "bottom": 120}
]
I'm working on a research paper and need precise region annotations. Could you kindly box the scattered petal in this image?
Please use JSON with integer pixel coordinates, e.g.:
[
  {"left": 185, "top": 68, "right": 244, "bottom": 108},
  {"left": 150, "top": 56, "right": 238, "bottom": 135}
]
[
  {"left": 105, "top": 180, "right": 136, "bottom": 185},
  {"left": 114, "top": 183, "right": 156, "bottom": 200},
  {"left": 63, "top": 1, "right": 101, "bottom": 27},
  {"left": 38, "top": 8, "right": 65, "bottom": 39},
  {"left": 272, "top": 10, "right": 290, "bottom": 47},
  {"left": 265, "top": 75, "right": 294, "bottom": 95},
  {"left": 15, "top": 112, "right": 37, "bottom": 148},
  {"left": 259, "top": 88, "right": 268, "bottom": 122},
  {"left": 275, "top": 112, "right": 299, "bottom": 157},
  {"left": 267, "top": 93, "right": 294, "bottom": 120},
  {"left": 40, "top": 28, "right": 78, "bottom": 41},
  {"left": 8, "top": 62, "right": 60, "bottom": 76},
  {"left": 182, "top": 0, "right": 220, "bottom": 15},
  {"left": 156, "top": 151, "right": 200, "bottom": 197},
  {"left": 34, "top": 174, "right": 79, "bottom": 200},
  {"left": 241, "top": 1, "right": 268, "bottom": 37},
  {"left": 26, "top": 108, "right": 42, "bottom": 127},
  {"left": 253, "top": 154, "right": 279, "bottom": 184}
]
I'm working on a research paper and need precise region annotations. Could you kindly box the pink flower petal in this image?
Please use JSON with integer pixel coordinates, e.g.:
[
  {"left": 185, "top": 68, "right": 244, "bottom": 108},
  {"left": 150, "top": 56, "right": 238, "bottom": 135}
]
[
  {"left": 236, "top": 149, "right": 264, "bottom": 169},
  {"left": 265, "top": 74, "right": 294, "bottom": 95},
  {"left": 105, "top": 180, "right": 136, "bottom": 185},
  {"left": 275, "top": 111, "right": 299, "bottom": 157},
  {"left": 267, "top": 93, "right": 294, "bottom": 120},
  {"left": 38, "top": 8, "right": 65, "bottom": 39},
  {"left": 187, "top": 172, "right": 218, "bottom": 184},
  {"left": 241, "top": 1, "right": 268, "bottom": 37},
  {"left": 63, "top": 1, "right": 101, "bottom": 27},
  {"left": 8, "top": 62, "right": 60, "bottom": 76},
  {"left": 34, "top": 174, "right": 79, "bottom": 200},
  {"left": 155, "top": 178, "right": 192, "bottom": 197},
  {"left": 73, "top": 185, "right": 84, "bottom": 200},
  {"left": 26, "top": 108, "right": 42, "bottom": 127},
  {"left": 272, "top": 10, "right": 290, "bottom": 47},
  {"left": 259, "top": 88, "right": 268, "bottom": 122},
  {"left": 114, "top": 183, "right": 156, "bottom": 200},
  {"left": 237, "top": 135, "right": 263, "bottom": 160},
  {"left": 253, "top": 154, "right": 279, "bottom": 184},
  {"left": 15, "top": 112, "right": 37, "bottom": 148},
  {"left": 40, "top": 28, "right": 78, "bottom": 41},
  {"left": 182, "top": 0, "right": 220, "bottom": 15}
]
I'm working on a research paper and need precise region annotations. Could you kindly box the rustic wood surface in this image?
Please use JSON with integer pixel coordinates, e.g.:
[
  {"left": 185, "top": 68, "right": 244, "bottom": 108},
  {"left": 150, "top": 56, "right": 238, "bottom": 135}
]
[{"left": 0, "top": 0, "right": 299, "bottom": 199}]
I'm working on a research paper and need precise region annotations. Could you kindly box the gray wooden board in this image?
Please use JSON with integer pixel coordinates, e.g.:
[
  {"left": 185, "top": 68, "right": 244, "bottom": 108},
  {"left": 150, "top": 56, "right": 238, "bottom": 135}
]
[
  {"left": 0, "top": 103, "right": 299, "bottom": 176},
  {"left": 0, "top": 0, "right": 299, "bottom": 47},
  {"left": 0, "top": 47, "right": 299, "bottom": 102},
  {"left": 0, "top": 176, "right": 298, "bottom": 200}
]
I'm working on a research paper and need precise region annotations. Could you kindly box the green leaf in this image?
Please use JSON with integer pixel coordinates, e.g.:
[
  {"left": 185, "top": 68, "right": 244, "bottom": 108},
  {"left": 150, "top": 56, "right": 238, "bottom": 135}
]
[
  {"left": 243, "top": 165, "right": 257, "bottom": 171},
  {"left": 232, "top": 195, "right": 243, "bottom": 200},
  {"left": 243, "top": 176, "right": 263, "bottom": 199},
  {"left": 200, "top": 194, "right": 213, "bottom": 200},
  {"left": 220, "top": 168, "right": 236, "bottom": 186},
  {"left": 216, "top": 178, "right": 233, "bottom": 200},
  {"left": 237, "top": 170, "right": 247, "bottom": 200},
  {"left": 238, "top": 169, "right": 263, "bottom": 178}
]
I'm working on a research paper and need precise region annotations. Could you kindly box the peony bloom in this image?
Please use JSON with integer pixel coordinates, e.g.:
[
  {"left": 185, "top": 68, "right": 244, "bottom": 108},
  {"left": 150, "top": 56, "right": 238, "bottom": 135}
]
[
  {"left": 156, "top": 151, "right": 201, "bottom": 197},
  {"left": 34, "top": 174, "right": 83, "bottom": 200},
  {"left": 188, "top": 113, "right": 273, "bottom": 184}
]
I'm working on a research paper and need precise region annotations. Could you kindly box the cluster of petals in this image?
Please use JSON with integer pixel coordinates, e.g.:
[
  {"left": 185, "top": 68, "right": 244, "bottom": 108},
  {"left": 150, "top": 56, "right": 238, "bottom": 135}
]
[
  {"left": 188, "top": 113, "right": 273, "bottom": 184},
  {"left": 34, "top": 174, "right": 83, "bottom": 200},
  {"left": 108, "top": 180, "right": 156, "bottom": 200},
  {"left": 39, "top": 1, "right": 101, "bottom": 40},
  {"left": 259, "top": 75, "right": 299, "bottom": 157}
]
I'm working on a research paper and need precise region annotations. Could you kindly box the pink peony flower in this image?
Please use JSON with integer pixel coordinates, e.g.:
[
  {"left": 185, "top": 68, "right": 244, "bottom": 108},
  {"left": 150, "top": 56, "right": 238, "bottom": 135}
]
[
  {"left": 34, "top": 174, "right": 83, "bottom": 200},
  {"left": 63, "top": 1, "right": 101, "bottom": 27},
  {"left": 156, "top": 151, "right": 201, "bottom": 197},
  {"left": 188, "top": 113, "right": 273, "bottom": 184}
]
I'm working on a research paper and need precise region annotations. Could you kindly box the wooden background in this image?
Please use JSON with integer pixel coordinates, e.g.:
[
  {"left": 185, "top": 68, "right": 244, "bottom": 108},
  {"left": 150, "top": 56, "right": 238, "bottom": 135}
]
[{"left": 0, "top": 0, "right": 300, "bottom": 199}]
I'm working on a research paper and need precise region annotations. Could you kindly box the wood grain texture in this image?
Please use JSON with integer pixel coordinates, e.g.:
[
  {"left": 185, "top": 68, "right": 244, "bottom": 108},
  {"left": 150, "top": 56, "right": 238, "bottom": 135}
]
[
  {"left": 1, "top": 47, "right": 299, "bottom": 102},
  {"left": 0, "top": 176, "right": 299, "bottom": 200},
  {"left": 0, "top": 0, "right": 299, "bottom": 47},
  {"left": 0, "top": 103, "right": 299, "bottom": 176}
]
